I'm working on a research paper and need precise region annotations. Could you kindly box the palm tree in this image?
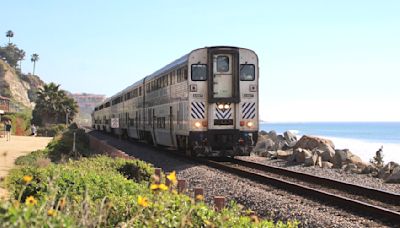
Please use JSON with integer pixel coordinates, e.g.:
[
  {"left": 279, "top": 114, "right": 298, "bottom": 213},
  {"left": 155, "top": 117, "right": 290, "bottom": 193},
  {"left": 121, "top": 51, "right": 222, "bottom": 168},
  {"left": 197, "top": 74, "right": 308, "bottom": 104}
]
[
  {"left": 6, "top": 30, "right": 14, "bottom": 44},
  {"left": 33, "top": 83, "right": 78, "bottom": 125},
  {"left": 31, "top": 53, "right": 39, "bottom": 75}
]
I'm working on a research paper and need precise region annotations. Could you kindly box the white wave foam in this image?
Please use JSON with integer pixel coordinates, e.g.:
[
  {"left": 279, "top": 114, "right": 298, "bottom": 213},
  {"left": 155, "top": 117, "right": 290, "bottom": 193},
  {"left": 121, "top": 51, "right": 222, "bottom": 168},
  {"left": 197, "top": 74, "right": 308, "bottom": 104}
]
[
  {"left": 288, "top": 129, "right": 300, "bottom": 135},
  {"left": 318, "top": 136, "right": 400, "bottom": 164}
]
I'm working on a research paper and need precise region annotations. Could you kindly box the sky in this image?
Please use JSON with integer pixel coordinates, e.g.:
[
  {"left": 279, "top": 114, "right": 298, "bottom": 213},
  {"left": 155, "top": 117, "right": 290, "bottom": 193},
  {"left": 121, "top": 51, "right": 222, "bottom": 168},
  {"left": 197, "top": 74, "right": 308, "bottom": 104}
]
[{"left": 1, "top": 0, "right": 400, "bottom": 122}]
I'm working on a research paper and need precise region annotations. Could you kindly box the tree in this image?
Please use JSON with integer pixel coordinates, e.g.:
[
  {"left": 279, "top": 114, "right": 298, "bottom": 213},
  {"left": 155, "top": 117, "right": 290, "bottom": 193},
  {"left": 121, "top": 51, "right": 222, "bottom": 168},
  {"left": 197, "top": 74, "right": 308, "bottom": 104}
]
[
  {"left": 370, "top": 146, "right": 384, "bottom": 168},
  {"left": 6, "top": 30, "right": 14, "bottom": 44},
  {"left": 0, "top": 44, "right": 25, "bottom": 68},
  {"left": 31, "top": 53, "right": 39, "bottom": 75},
  {"left": 32, "top": 82, "right": 78, "bottom": 126}
]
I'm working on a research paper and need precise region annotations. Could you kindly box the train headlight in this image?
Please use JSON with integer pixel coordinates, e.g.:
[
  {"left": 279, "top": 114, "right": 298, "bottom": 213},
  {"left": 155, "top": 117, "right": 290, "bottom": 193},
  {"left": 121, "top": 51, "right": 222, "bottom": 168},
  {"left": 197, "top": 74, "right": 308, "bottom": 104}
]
[
  {"left": 194, "top": 121, "right": 202, "bottom": 128},
  {"left": 217, "top": 104, "right": 224, "bottom": 110},
  {"left": 224, "top": 104, "right": 230, "bottom": 109},
  {"left": 247, "top": 121, "right": 254, "bottom": 127}
]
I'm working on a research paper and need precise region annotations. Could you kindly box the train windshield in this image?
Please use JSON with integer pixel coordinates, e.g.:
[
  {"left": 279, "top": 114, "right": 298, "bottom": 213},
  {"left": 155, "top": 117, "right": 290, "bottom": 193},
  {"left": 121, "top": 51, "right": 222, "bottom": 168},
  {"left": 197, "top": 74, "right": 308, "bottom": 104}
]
[
  {"left": 240, "top": 64, "right": 255, "bottom": 81},
  {"left": 191, "top": 64, "right": 207, "bottom": 81}
]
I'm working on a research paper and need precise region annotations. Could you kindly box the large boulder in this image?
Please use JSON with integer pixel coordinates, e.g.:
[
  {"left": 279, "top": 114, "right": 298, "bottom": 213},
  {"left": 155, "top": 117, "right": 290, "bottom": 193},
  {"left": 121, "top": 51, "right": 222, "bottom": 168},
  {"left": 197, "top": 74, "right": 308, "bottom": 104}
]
[
  {"left": 316, "top": 156, "right": 322, "bottom": 168},
  {"left": 343, "top": 163, "right": 358, "bottom": 173},
  {"left": 293, "top": 148, "right": 312, "bottom": 163},
  {"left": 385, "top": 166, "right": 400, "bottom": 183},
  {"left": 334, "top": 149, "right": 364, "bottom": 168},
  {"left": 304, "top": 153, "right": 318, "bottom": 166},
  {"left": 283, "top": 131, "right": 297, "bottom": 147},
  {"left": 254, "top": 137, "right": 275, "bottom": 153},
  {"left": 321, "top": 161, "right": 333, "bottom": 169},
  {"left": 267, "top": 130, "right": 278, "bottom": 142},
  {"left": 295, "top": 135, "right": 335, "bottom": 150},
  {"left": 274, "top": 135, "right": 288, "bottom": 151},
  {"left": 378, "top": 161, "right": 400, "bottom": 179},
  {"left": 361, "top": 164, "right": 379, "bottom": 174},
  {"left": 276, "top": 150, "right": 293, "bottom": 160},
  {"left": 294, "top": 135, "right": 335, "bottom": 162}
]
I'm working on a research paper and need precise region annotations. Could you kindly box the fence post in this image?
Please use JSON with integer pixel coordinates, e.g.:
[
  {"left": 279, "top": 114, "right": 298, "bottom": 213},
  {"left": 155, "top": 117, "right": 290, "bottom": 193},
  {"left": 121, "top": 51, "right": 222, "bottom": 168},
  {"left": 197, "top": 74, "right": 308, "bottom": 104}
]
[
  {"left": 154, "top": 168, "right": 162, "bottom": 184},
  {"left": 194, "top": 187, "right": 204, "bottom": 202},
  {"left": 213, "top": 196, "right": 225, "bottom": 211},
  {"left": 177, "top": 179, "right": 186, "bottom": 193},
  {"left": 165, "top": 172, "right": 171, "bottom": 186}
]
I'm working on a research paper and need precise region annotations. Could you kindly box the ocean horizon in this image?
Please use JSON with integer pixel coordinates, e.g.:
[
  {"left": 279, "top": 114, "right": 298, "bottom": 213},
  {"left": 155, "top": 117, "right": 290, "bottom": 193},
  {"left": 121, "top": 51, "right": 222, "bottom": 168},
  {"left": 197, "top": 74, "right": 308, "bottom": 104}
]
[{"left": 259, "top": 122, "right": 400, "bottom": 164}]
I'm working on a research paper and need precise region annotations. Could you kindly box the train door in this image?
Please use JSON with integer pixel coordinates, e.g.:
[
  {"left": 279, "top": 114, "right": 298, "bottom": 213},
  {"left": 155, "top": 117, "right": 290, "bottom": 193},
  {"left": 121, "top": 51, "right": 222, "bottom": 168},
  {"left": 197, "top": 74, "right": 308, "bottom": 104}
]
[
  {"left": 152, "top": 109, "right": 157, "bottom": 145},
  {"left": 136, "top": 111, "right": 139, "bottom": 137},
  {"left": 169, "top": 106, "right": 175, "bottom": 147},
  {"left": 213, "top": 54, "right": 233, "bottom": 98},
  {"left": 209, "top": 54, "right": 235, "bottom": 130}
]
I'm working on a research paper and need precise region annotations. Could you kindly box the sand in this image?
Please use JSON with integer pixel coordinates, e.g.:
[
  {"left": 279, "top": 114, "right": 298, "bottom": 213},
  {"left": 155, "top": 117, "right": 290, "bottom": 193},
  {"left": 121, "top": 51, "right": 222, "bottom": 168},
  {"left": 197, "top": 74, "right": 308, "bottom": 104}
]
[{"left": 0, "top": 135, "right": 52, "bottom": 199}]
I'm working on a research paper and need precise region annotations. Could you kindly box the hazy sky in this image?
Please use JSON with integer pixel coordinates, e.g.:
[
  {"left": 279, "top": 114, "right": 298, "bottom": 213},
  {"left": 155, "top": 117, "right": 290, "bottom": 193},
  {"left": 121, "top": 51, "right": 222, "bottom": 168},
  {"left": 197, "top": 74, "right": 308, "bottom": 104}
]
[{"left": 1, "top": 1, "right": 399, "bottom": 122}]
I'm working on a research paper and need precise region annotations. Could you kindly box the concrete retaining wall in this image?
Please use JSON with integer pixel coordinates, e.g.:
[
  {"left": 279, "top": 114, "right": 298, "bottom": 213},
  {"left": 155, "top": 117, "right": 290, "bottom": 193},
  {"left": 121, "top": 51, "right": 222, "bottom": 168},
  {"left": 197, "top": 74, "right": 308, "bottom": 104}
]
[{"left": 88, "top": 135, "right": 133, "bottom": 159}]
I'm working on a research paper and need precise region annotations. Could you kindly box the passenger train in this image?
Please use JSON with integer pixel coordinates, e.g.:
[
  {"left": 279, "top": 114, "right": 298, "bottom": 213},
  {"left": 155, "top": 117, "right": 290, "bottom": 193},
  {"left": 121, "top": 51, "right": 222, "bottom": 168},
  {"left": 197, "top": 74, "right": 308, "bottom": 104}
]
[{"left": 92, "top": 46, "right": 259, "bottom": 156}]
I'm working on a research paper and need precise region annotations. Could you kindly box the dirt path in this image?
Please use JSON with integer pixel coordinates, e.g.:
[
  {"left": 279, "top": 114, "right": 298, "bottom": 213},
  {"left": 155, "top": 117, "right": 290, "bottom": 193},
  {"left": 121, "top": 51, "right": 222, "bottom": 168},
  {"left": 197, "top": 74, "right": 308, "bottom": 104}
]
[{"left": 0, "top": 135, "right": 52, "bottom": 199}]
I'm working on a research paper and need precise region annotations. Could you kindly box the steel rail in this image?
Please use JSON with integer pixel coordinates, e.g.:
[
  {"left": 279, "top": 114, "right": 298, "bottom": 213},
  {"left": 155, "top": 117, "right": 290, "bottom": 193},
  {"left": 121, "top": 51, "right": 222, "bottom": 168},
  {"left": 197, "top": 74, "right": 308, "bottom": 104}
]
[{"left": 226, "top": 157, "right": 400, "bottom": 207}]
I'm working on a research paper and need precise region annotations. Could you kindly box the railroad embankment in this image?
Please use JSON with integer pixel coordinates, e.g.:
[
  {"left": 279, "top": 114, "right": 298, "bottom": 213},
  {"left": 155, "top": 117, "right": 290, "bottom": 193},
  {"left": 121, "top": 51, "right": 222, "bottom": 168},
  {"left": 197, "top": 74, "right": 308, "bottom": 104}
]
[{"left": 0, "top": 127, "right": 297, "bottom": 227}]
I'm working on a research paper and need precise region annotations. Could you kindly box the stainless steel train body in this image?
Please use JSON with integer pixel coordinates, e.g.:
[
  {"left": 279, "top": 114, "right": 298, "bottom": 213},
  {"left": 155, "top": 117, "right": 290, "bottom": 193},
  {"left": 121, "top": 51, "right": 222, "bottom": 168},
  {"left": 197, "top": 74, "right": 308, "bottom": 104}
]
[{"left": 93, "top": 46, "right": 259, "bottom": 156}]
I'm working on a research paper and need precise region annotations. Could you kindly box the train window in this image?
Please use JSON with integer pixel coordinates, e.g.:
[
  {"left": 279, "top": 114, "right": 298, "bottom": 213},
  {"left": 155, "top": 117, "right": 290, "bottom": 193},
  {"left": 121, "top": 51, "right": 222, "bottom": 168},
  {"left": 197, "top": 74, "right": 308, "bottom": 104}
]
[
  {"left": 217, "top": 56, "right": 229, "bottom": 72},
  {"left": 191, "top": 64, "right": 207, "bottom": 81},
  {"left": 139, "top": 86, "right": 142, "bottom": 96},
  {"left": 183, "top": 67, "right": 188, "bottom": 80},
  {"left": 240, "top": 64, "right": 255, "bottom": 81},
  {"left": 170, "top": 72, "right": 175, "bottom": 84},
  {"left": 177, "top": 69, "right": 182, "bottom": 82},
  {"left": 164, "top": 75, "right": 168, "bottom": 86}
]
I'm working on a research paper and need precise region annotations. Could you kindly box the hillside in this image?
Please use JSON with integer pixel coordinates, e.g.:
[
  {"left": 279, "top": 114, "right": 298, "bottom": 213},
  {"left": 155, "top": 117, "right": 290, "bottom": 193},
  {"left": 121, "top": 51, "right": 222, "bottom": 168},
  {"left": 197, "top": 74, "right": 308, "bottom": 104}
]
[{"left": 0, "top": 59, "right": 45, "bottom": 109}]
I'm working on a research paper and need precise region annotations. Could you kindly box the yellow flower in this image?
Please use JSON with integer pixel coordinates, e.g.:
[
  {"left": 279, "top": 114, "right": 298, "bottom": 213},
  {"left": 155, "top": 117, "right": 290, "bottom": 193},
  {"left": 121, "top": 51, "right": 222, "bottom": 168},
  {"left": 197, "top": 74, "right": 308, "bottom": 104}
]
[
  {"left": 47, "top": 209, "right": 57, "bottom": 217},
  {"left": 25, "top": 196, "right": 37, "bottom": 206},
  {"left": 158, "top": 184, "right": 168, "bottom": 191},
  {"left": 22, "top": 175, "right": 33, "bottom": 184},
  {"left": 166, "top": 171, "right": 177, "bottom": 185},
  {"left": 150, "top": 184, "right": 168, "bottom": 191},
  {"left": 150, "top": 184, "right": 159, "bottom": 190},
  {"left": 137, "top": 196, "right": 149, "bottom": 207},
  {"left": 195, "top": 194, "right": 204, "bottom": 201}
]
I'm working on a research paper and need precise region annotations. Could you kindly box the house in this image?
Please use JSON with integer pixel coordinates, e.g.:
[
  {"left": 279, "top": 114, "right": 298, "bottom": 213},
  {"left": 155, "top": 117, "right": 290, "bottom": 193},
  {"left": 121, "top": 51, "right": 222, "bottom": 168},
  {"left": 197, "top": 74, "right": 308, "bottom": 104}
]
[{"left": 0, "top": 95, "right": 10, "bottom": 113}]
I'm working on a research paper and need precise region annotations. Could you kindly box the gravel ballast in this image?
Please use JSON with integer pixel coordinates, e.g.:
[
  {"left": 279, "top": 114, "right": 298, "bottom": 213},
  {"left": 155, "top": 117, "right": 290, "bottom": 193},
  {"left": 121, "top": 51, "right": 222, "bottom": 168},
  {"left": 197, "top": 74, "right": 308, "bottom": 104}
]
[
  {"left": 238, "top": 155, "right": 400, "bottom": 194},
  {"left": 89, "top": 131, "right": 391, "bottom": 227}
]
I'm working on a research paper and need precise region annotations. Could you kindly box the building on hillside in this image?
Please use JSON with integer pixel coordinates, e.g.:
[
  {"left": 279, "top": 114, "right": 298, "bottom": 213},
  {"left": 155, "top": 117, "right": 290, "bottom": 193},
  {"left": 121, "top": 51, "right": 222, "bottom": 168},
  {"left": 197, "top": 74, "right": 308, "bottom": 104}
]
[
  {"left": 0, "top": 95, "right": 10, "bottom": 113},
  {"left": 70, "top": 93, "right": 106, "bottom": 125}
]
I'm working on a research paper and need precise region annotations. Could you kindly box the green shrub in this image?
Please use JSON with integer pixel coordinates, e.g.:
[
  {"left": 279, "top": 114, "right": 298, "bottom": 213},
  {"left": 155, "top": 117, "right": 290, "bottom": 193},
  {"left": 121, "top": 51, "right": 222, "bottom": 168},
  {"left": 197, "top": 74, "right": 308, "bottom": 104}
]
[
  {"left": 46, "top": 127, "right": 90, "bottom": 162},
  {"left": 0, "top": 201, "right": 77, "bottom": 228},
  {"left": 15, "top": 150, "right": 49, "bottom": 166},
  {"left": 3, "top": 139, "right": 298, "bottom": 227},
  {"left": 36, "top": 124, "right": 66, "bottom": 137}
]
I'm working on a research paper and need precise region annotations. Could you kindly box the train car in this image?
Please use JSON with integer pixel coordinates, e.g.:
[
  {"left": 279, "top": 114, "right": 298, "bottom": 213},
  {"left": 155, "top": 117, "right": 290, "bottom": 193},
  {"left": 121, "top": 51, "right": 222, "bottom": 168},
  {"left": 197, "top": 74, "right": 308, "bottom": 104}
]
[
  {"left": 93, "top": 97, "right": 111, "bottom": 132},
  {"left": 93, "top": 46, "right": 259, "bottom": 156}
]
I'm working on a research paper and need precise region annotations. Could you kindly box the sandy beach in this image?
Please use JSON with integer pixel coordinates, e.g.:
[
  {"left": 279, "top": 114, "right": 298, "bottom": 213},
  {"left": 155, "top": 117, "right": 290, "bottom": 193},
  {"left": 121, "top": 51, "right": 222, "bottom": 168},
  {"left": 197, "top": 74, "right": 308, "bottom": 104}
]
[{"left": 0, "top": 135, "right": 52, "bottom": 199}]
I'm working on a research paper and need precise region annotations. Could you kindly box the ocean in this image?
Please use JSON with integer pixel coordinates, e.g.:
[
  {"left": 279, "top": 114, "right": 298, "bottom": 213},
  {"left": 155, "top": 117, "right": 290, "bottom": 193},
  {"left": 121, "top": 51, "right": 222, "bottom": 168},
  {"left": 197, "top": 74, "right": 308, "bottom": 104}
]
[{"left": 260, "top": 122, "right": 400, "bottom": 164}]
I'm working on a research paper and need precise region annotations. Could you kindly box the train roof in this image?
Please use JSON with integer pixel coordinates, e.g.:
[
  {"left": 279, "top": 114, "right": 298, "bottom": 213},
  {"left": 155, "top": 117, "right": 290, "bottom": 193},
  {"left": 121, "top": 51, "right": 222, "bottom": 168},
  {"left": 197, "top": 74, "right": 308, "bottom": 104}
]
[
  {"left": 94, "top": 46, "right": 256, "bottom": 108},
  {"left": 146, "top": 53, "right": 189, "bottom": 81}
]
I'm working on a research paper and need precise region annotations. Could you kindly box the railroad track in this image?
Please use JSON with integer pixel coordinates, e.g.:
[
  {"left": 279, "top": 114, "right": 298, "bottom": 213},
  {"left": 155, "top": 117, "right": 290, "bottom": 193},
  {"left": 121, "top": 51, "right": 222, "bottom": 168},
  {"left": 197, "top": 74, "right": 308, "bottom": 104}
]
[{"left": 196, "top": 157, "right": 400, "bottom": 225}]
